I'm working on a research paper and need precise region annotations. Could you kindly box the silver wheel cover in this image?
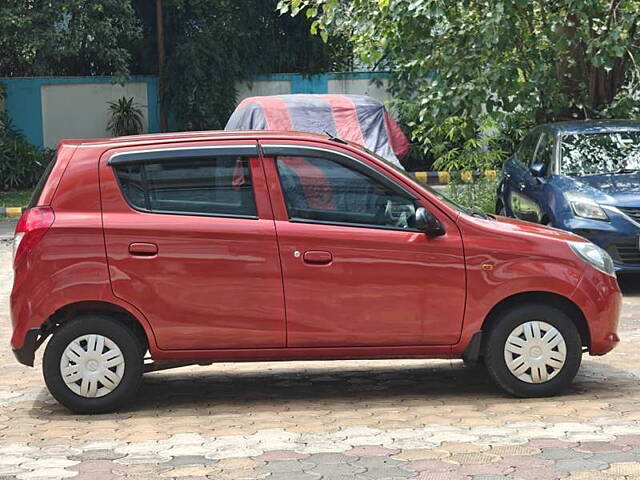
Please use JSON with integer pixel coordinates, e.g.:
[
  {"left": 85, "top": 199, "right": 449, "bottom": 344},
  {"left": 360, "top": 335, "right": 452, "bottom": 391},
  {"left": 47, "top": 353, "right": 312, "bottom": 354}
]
[
  {"left": 503, "top": 321, "right": 567, "bottom": 384},
  {"left": 59, "top": 334, "right": 126, "bottom": 398}
]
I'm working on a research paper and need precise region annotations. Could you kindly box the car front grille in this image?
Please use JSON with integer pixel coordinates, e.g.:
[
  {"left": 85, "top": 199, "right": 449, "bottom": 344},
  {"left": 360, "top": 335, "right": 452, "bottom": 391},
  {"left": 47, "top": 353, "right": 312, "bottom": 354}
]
[
  {"left": 612, "top": 241, "right": 640, "bottom": 265},
  {"left": 618, "top": 206, "right": 640, "bottom": 223}
]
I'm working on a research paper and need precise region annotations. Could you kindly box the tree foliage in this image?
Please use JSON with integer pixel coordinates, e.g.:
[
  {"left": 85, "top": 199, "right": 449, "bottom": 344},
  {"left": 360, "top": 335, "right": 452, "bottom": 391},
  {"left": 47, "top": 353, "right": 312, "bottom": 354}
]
[
  {"left": 132, "top": 0, "right": 352, "bottom": 131},
  {"left": 0, "top": 0, "right": 141, "bottom": 79},
  {"left": 279, "top": 0, "right": 640, "bottom": 170},
  {"left": 0, "top": 86, "right": 53, "bottom": 191}
]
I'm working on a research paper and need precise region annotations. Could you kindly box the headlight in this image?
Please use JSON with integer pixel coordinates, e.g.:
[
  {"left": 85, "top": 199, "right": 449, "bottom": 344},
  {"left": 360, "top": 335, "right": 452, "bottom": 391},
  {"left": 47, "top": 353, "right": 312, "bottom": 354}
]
[
  {"left": 568, "top": 241, "right": 615, "bottom": 276},
  {"left": 565, "top": 193, "right": 608, "bottom": 221}
]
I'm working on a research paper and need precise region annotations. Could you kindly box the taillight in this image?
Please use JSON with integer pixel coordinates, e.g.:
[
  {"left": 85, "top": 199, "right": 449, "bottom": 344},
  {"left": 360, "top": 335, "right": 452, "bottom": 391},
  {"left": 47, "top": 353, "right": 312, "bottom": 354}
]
[{"left": 13, "top": 206, "right": 55, "bottom": 267}]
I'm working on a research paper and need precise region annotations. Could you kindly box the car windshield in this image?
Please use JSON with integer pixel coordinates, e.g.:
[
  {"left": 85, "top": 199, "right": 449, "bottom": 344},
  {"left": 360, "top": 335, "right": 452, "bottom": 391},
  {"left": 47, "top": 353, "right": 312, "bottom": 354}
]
[
  {"left": 362, "top": 147, "right": 470, "bottom": 214},
  {"left": 561, "top": 131, "right": 640, "bottom": 176}
]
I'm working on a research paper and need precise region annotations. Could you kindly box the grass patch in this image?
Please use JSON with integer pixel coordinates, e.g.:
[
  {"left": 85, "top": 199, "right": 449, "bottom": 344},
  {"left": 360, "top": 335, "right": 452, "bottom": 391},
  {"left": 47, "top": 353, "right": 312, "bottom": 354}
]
[
  {"left": 0, "top": 190, "right": 33, "bottom": 207},
  {"left": 444, "top": 176, "right": 500, "bottom": 214}
]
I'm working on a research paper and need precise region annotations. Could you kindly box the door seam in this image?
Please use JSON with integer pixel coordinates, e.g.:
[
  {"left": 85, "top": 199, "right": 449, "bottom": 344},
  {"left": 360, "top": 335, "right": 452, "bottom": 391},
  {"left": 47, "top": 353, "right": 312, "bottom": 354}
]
[{"left": 257, "top": 142, "right": 289, "bottom": 347}]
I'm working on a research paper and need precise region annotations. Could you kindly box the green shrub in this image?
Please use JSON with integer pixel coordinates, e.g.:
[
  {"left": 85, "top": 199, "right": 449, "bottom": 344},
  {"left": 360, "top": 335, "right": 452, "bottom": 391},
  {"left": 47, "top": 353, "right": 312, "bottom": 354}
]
[
  {"left": 444, "top": 175, "right": 500, "bottom": 214},
  {"left": 107, "top": 96, "right": 145, "bottom": 136},
  {"left": 0, "top": 85, "right": 54, "bottom": 191}
]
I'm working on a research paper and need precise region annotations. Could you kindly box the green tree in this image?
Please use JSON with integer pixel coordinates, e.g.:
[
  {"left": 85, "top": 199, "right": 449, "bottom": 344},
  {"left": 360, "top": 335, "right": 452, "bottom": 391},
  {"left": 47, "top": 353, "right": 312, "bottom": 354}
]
[
  {"left": 132, "top": 0, "right": 352, "bottom": 131},
  {"left": 0, "top": 0, "right": 141, "bottom": 79},
  {"left": 278, "top": 0, "right": 640, "bottom": 170}
]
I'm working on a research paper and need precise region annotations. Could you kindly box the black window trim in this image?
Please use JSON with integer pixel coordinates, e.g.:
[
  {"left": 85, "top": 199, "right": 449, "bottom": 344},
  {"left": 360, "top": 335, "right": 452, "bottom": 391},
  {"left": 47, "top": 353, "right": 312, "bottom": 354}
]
[
  {"left": 108, "top": 145, "right": 259, "bottom": 166},
  {"left": 262, "top": 144, "right": 418, "bottom": 201},
  {"left": 109, "top": 145, "right": 259, "bottom": 220},
  {"left": 265, "top": 144, "right": 421, "bottom": 232}
]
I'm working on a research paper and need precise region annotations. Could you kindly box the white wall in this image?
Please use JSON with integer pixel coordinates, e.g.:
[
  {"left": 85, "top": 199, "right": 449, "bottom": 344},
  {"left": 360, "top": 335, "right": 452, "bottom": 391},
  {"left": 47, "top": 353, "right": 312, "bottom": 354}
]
[
  {"left": 236, "top": 80, "right": 291, "bottom": 103},
  {"left": 41, "top": 82, "right": 149, "bottom": 148},
  {"left": 327, "top": 78, "right": 391, "bottom": 103}
]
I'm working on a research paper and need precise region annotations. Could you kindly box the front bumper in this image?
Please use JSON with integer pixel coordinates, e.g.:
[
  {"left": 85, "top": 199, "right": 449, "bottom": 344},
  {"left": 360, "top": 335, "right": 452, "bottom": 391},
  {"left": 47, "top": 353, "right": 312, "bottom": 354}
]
[
  {"left": 570, "top": 266, "right": 621, "bottom": 356},
  {"left": 558, "top": 211, "right": 640, "bottom": 273}
]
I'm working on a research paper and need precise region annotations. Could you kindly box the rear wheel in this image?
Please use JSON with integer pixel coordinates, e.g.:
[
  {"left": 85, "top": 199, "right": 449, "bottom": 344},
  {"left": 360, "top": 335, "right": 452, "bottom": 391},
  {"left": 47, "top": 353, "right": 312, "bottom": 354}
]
[
  {"left": 483, "top": 304, "right": 582, "bottom": 397},
  {"left": 43, "top": 314, "right": 144, "bottom": 414}
]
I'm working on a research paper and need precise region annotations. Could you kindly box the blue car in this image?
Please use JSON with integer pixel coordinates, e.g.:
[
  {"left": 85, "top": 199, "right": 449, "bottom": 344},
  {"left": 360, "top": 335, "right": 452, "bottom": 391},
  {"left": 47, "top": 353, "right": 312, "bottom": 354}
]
[{"left": 497, "top": 120, "right": 640, "bottom": 273}]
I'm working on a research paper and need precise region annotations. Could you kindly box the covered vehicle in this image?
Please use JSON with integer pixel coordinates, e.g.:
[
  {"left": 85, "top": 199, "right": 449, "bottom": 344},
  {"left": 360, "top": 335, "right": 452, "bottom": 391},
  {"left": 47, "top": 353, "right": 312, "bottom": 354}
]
[{"left": 225, "top": 94, "right": 410, "bottom": 168}]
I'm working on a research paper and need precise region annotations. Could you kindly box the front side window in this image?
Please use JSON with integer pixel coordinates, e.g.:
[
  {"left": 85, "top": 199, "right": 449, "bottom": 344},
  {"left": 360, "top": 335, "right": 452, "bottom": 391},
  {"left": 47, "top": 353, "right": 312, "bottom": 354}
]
[
  {"left": 516, "top": 131, "right": 541, "bottom": 165},
  {"left": 114, "top": 156, "right": 256, "bottom": 217},
  {"left": 561, "top": 131, "right": 640, "bottom": 176},
  {"left": 532, "top": 132, "right": 555, "bottom": 172},
  {"left": 276, "top": 155, "right": 418, "bottom": 230}
]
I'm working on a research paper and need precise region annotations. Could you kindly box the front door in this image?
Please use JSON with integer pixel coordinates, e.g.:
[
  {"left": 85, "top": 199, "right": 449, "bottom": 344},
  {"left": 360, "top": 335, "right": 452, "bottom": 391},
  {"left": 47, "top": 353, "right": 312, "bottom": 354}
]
[
  {"left": 261, "top": 143, "right": 466, "bottom": 347},
  {"left": 100, "top": 142, "right": 286, "bottom": 350}
]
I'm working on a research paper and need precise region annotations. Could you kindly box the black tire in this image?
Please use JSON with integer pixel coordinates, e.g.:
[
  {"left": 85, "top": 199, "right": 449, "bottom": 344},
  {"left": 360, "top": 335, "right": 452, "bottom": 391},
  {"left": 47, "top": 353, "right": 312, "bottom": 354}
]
[
  {"left": 483, "top": 303, "right": 582, "bottom": 397},
  {"left": 43, "top": 314, "right": 144, "bottom": 414}
]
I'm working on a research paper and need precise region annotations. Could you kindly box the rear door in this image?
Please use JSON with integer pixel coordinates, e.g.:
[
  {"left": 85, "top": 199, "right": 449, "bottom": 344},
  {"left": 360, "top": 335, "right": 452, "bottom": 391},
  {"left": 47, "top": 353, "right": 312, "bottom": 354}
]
[
  {"left": 99, "top": 141, "right": 286, "bottom": 350},
  {"left": 260, "top": 142, "right": 466, "bottom": 347}
]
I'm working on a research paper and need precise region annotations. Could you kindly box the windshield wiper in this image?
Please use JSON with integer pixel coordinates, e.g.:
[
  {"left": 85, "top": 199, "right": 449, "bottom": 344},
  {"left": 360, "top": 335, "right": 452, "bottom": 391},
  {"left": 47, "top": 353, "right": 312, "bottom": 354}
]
[
  {"left": 614, "top": 167, "right": 640, "bottom": 174},
  {"left": 468, "top": 206, "right": 491, "bottom": 220}
]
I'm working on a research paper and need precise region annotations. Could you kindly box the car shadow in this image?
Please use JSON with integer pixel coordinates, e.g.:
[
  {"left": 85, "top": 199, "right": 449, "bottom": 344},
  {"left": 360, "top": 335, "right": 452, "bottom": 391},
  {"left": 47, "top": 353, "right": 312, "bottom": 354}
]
[
  {"left": 30, "top": 358, "right": 634, "bottom": 417},
  {"left": 618, "top": 273, "right": 640, "bottom": 296}
]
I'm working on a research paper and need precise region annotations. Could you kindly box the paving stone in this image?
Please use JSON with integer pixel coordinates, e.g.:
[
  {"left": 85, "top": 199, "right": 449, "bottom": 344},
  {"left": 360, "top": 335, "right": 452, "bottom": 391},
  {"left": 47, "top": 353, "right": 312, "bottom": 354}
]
[
  {"left": 307, "top": 462, "right": 367, "bottom": 476},
  {"left": 252, "top": 450, "right": 308, "bottom": 462},
  {"left": 605, "top": 462, "right": 640, "bottom": 475},
  {"left": 161, "top": 455, "right": 217, "bottom": 467},
  {"left": 403, "top": 459, "right": 456, "bottom": 472},
  {"left": 488, "top": 445, "right": 540, "bottom": 456},
  {"left": 70, "top": 449, "right": 125, "bottom": 461},
  {"left": 445, "top": 453, "right": 501, "bottom": 465},
  {"left": 539, "top": 448, "right": 592, "bottom": 461},
  {"left": 470, "top": 476, "right": 510, "bottom": 480},
  {"left": 259, "top": 473, "right": 320, "bottom": 480},
  {"left": 588, "top": 451, "right": 638, "bottom": 463},
  {"left": 574, "top": 442, "right": 624, "bottom": 453},
  {"left": 305, "top": 453, "right": 352, "bottom": 464},
  {"left": 70, "top": 460, "right": 117, "bottom": 472},
  {"left": 553, "top": 458, "right": 609, "bottom": 472},
  {"left": 345, "top": 445, "right": 401, "bottom": 457},
  {"left": 349, "top": 455, "right": 406, "bottom": 470},
  {"left": 260, "top": 460, "right": 315, "bottom": 473}
]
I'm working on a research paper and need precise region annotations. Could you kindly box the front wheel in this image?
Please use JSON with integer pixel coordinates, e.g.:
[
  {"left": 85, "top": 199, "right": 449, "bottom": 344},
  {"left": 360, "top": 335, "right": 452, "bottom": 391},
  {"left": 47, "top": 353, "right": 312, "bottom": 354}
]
[
  {"left": 483, "top": 304, "right": 582, "bottom": 397},
  {"left": 43, "top": 314, "right": 144, "bottom": 414}
]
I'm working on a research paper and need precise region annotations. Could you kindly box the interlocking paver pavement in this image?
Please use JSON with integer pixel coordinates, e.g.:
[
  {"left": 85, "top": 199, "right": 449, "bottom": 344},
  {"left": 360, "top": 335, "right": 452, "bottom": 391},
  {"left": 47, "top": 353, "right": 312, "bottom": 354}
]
[{"left": 2, "top": 241, "right": 640, "bottom": 479}]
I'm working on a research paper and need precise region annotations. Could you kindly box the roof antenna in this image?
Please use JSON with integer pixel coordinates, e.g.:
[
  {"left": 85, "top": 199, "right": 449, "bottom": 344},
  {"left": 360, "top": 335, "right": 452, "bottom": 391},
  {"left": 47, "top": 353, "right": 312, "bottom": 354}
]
[{"left": 323, "top": 130, "right": 348, "bottom": 144}]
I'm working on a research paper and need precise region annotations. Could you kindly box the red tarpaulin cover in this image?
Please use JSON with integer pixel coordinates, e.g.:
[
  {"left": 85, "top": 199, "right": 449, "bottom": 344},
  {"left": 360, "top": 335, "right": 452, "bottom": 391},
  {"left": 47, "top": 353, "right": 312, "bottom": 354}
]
[{"left": 225, "top": 94, "right": 409, "bottom": 168}]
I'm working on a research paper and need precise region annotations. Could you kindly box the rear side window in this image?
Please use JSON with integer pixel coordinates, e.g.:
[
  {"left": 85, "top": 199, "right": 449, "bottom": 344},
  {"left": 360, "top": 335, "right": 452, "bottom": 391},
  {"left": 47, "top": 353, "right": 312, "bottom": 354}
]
[
  {"left": 113, "top": 156, "right": 256, "bottom": 217},
  {"left": 28, "top": 155, "right": 57, "bottom": 208}
]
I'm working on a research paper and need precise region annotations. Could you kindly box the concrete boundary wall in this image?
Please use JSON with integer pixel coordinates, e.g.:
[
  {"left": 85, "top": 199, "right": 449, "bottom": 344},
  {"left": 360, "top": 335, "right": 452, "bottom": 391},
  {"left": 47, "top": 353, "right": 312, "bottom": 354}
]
[{"left": 1, "top": 72, "right": 390, "bottom": 149}]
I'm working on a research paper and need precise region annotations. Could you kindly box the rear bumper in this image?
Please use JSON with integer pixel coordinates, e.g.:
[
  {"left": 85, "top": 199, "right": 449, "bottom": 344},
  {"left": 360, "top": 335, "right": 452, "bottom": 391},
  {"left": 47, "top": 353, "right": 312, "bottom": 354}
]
[{"left": 12, "top": 328, "right": 40, "bottom": 367}]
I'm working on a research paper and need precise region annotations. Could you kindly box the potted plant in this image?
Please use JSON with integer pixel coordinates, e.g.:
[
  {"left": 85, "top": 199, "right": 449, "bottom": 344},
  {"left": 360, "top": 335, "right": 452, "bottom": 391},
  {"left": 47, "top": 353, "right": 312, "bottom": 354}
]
[{"left": 107, "top": 96, "right": 145, "bottom": 136}]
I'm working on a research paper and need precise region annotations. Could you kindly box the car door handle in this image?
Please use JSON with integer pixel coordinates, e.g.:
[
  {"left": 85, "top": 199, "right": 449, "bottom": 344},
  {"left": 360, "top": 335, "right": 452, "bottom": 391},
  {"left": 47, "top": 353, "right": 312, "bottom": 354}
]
[
  {"left": 303, "top": 250, "right": 332, "bottom": 265},
  {"left": 129, "top": 242, "right": 158, "bottom": 257}
]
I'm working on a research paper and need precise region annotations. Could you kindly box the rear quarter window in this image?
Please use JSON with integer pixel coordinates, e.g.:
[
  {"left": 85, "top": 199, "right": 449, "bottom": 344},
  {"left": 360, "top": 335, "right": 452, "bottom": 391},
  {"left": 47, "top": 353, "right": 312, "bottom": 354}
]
[
  {"left": 28, "top": 155, "right": 57, "bottom": 208},
  {"left": 113, "top": 156, "right": 257, "bottom": 218}
]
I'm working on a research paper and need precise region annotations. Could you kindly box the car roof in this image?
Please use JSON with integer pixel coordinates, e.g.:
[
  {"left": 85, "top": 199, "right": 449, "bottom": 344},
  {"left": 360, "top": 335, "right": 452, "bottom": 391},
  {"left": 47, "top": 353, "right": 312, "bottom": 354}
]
[
  {"left": 64, "top": 130, "right": 338, "bottom": 149},
  {"left": 541, "top": 119, "right": 640, "bottom": 135}
]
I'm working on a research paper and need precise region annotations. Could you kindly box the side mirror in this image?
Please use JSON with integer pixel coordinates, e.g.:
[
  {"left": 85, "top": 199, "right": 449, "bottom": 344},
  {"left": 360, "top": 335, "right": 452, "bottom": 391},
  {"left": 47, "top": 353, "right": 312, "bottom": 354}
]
[
  {"left": 414, "top": 207, "right": 445, "bottom": 236},
  {"left": 530, "top": 162, "right": 546, "bottom": 178}
]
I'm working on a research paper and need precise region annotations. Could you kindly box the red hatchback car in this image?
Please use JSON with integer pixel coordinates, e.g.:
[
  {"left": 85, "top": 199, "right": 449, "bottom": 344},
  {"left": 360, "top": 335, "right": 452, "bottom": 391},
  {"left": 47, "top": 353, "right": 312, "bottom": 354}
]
[{"left": 10, "top": 131, "right": 621, "bottom": 413}]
